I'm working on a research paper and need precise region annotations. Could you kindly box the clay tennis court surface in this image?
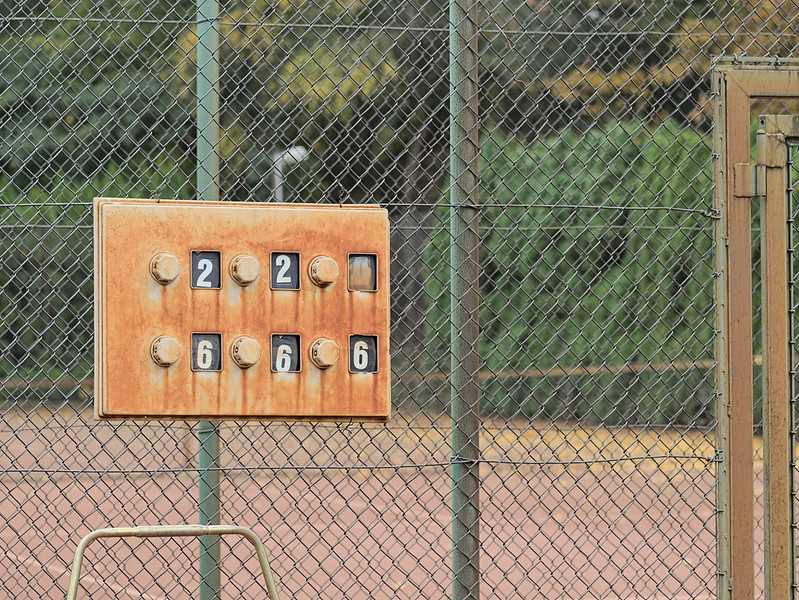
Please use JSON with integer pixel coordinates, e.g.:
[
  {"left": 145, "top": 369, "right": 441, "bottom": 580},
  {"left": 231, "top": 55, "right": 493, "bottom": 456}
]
[{"left": 1, "top": 407, "right": 740, "bottom": 599}]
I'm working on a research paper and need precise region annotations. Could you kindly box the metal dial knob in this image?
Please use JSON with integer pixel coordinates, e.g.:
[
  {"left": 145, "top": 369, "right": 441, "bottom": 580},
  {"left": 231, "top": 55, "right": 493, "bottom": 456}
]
[
  {"left": 150, "top": 253, "right": 180, "bottom": 285},
  {"left": 310, "top": 338, "right": 340, "bottom": 369},
  {"left": 151, "top": 336, "right": 182, "bottom": 367},
  {"left": 230, "top": 254, "right": 260, "bottom": 286},
  {"left": 231, "top": 336, "right": 262, "bottom": 368},
  {"left": 308, "top": 256, "right": 339, "bottom": 287}
]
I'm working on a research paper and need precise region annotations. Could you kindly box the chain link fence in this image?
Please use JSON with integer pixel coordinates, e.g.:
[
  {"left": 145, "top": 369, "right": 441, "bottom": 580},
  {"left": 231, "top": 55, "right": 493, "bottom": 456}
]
[{"left": 2, "top": 1, "right": 798, "bottom": 599}]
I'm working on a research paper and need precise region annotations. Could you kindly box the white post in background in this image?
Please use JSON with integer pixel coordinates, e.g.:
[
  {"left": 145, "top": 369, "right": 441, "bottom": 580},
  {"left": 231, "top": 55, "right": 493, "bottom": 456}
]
[{"left": 271, "top": 146, "right": 309, "bottom": 202}]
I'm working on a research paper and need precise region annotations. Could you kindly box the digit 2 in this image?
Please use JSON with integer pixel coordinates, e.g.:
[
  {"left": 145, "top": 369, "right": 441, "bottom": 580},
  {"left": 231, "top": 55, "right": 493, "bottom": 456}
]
[
  {"left": 191, "top": 251, "right": 221, "bottom": 289},
  {"left": 270, "top": 252, "right": 300, "bottom": 290}
]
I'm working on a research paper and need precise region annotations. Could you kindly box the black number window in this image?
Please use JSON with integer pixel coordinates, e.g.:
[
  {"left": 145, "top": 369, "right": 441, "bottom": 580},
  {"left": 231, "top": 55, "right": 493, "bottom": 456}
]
[
  {"left": 349, "top": 335, "right": 378, "bottom": 373},
  {"left": 272, "top": 334, "right": 301, "bottom": 372},
  {"left": 271, "top": 252, "right": 300, "bottom": 290},
  {"left": 191, "top": 333, "right": 222, "bottom": 371},
  {"left": 191, "top": 251, "right": 221, "bottom": 289}
]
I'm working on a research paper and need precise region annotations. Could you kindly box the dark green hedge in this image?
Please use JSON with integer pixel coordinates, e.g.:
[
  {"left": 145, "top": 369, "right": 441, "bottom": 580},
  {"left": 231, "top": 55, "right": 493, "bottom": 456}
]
[
  {"left": 423, "top": 121, "right": 716, "bottom": 425},
  {"left": 0, "top": 162, "right": 193, "bottom": 399}
]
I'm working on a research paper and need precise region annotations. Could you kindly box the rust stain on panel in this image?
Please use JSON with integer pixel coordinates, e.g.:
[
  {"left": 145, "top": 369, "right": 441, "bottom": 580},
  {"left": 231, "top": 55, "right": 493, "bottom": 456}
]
[{"left": 94, "top": 198, "right": 390, "bottom": 421}]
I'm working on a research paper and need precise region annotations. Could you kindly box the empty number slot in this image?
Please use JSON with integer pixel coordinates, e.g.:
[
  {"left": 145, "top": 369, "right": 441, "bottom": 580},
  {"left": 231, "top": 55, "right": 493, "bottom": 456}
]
[{"left": 348, "top": 254, "right": 377, "bottom": 292}]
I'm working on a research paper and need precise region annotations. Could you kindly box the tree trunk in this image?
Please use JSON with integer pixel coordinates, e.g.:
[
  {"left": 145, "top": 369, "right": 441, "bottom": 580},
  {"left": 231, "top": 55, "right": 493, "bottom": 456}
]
[{"left": 390, "top": 127, "right": 443, "bottom": 371}]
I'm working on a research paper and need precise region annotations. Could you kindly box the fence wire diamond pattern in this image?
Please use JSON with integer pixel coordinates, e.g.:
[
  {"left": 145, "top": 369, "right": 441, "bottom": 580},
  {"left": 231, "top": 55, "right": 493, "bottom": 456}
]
[{"left": 3, "top": 1, "right": 797, "bottom": 599}]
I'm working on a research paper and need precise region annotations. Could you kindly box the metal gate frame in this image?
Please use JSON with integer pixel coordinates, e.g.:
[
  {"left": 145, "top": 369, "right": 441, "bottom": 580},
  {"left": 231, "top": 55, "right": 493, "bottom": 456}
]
[
  {"left": 713, "top": 57, "right": 799, "bottom": 600},
  {"left": 65, "top": 526, "right": 281, "bottom": 600}
]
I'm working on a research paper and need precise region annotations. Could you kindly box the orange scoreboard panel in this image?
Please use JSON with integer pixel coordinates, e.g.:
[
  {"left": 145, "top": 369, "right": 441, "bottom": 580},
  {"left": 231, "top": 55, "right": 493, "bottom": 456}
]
[{"left": 94, "top": 198, "right": 390, "bottom": 420}]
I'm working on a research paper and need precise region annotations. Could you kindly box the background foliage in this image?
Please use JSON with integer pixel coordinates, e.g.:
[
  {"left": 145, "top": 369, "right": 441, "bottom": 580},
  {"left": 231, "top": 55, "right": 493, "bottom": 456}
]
[
  {"left": 2, "top": 0, "right": 793, "bottom": 424},
  {"left": 421, "top": 120, "right": 715, "bottom": 424}
]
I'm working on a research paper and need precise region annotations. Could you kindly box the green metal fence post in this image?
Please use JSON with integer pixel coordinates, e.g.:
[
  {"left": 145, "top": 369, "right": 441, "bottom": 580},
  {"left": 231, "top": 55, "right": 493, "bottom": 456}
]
[
  {"left": 198, "top": 422, "right": 221, "bottom": 600},
  {"left": 197, "top": 0, "right": 220, "bottom": 204},
  {"left": 196, "top": 0, "right": 221, "bottom": 598},
  {"left": 449, "top": 0, "right": 480, "bottom": 599}
]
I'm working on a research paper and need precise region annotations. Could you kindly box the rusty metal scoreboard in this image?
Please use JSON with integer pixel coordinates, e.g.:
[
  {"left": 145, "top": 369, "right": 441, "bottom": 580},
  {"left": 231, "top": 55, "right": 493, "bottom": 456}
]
[{"left": 94, "top": 198, "right": 390, "bottom": 420}]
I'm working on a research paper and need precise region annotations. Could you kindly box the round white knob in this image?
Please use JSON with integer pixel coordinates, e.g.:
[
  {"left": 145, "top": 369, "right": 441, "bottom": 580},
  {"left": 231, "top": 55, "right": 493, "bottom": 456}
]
[
  {"left": 310, "top": 338, "right": 340, "bottom": 369},
  {"left": 231, "top": 336, "right": 262, "bottom": 368},
  {"left": 150, "top": 253, "right": 180, "bottom": 285},
  {"left": 151, "top": 336, "right": 182, "bottom": 367}
]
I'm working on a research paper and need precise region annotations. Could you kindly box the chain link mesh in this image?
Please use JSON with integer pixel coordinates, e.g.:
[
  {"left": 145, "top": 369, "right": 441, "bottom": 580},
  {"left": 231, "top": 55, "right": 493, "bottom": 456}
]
[{"left": 3, "top": 1, "right": 798, "bottom": 598}]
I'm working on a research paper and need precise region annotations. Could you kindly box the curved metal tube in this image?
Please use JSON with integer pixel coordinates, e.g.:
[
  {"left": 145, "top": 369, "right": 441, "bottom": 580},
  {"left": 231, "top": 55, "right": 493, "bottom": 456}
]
[{"left": 65, "top": 525, "right": 281, "bottom": 600}]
